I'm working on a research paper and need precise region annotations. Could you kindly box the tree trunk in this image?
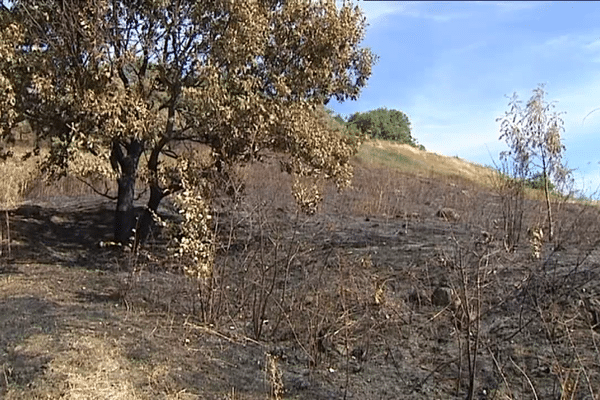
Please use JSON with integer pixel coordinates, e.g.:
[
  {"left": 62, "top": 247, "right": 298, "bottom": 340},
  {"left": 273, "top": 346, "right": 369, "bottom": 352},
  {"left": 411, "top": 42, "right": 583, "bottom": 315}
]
[
  {"left": 135, "top": 184, "right": 165, "bottom": 247},
  {"left": 133, "top": 134, "right": 173, "bottom": 248},
  {"left": 112, "top": 139, "right": 144, "bottom": 244},
  {"left": 544, "top": 170, "right": 553, "bottom": 241},
  {"left": 115, "top": 173, "right": 136, "bottom": 244}
]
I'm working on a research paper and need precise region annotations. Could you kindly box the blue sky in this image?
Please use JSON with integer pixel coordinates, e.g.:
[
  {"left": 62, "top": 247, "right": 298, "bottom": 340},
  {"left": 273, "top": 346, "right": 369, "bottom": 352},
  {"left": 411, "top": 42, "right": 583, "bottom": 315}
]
[{"left": 331, "top": 1, "right": 600, "bottom": 196}]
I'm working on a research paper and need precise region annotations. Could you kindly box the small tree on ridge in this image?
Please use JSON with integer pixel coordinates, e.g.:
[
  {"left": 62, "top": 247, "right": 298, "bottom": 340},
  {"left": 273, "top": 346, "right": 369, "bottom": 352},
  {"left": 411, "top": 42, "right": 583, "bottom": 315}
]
[
  {"left": 347, "top": 107, "right": 419, "bottom": 147},
  {"left": 497, "top": 84, "right": 571, "bottom": 241}
]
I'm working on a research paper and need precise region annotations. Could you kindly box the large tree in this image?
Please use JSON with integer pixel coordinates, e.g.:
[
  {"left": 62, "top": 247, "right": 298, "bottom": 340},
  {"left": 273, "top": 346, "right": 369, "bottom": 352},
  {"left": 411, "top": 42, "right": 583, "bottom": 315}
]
[
  {"left": 2, "top": 0, "right": 375, "bottom": 260},
  {"left": 346, "top": 107, "right": 418, "bottom": 147}
]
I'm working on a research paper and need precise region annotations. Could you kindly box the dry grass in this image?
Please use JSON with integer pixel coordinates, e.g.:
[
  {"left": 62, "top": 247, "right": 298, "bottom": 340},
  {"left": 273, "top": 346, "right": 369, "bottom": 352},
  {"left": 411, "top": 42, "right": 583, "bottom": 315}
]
[
  {"left": 357, "top": 139, "right": 495, "bottom": 187},
  {"left": 4, "top": 334, "right": 141, "bottom": 400},
  {"left": 0, "top": 149, "right": 117, "bottom": 210},
  {"left": 0, "top": 148, "right": 39, "bottom": 210}
]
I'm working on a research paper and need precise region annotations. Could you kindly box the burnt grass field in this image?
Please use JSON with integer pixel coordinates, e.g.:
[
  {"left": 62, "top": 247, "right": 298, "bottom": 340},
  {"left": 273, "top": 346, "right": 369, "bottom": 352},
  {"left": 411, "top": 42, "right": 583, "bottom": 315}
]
[{"left": 2, "top": 157, "right": 600, "bottom": 399}]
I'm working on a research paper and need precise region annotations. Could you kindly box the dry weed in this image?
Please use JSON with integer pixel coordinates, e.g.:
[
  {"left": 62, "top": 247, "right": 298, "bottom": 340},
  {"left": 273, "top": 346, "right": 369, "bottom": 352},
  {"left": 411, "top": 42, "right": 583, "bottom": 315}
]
[
  {"left": 265, "top": 353, "right": 284, "bottom": 400},
  {"left": 0, "top": 148, "right": 39, "bottom": 209}
]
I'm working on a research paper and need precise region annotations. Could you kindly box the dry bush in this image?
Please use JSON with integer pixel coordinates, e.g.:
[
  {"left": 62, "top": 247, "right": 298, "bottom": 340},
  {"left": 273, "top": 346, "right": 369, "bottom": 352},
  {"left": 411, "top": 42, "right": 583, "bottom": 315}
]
[
  {"left": 503, "top": 260, "right": 600, "bottom": 400},
  {"left": 337, "top": 164, "right": 406, "bottom": 216},
  {"left": 1, "top": 123, "right": 119, "bottom": 205},
  {"left": 241, "top": 156, "right": 295, "bottom": 211},
  {"left": 288, "top": 251, "right": 404, "bottom": 372},
  {"left": 206, "top": 161, "right": 408, "bottom": 376},
  {"left": 0, "top": 148, "right": 39, "bottom": 209},
  {"left": 328, "top": 162, "right": 433, "bottom": 218},
  {"left": 25, "top": 174, "right": 117, "bottom": 200},
  {"left": 456, "top": 195, "right": 600, "bottom": 399},
  {"left": 327, "top": 159, "right": 492, "bottom": 232},
  {"left": 489, "top": 163, "right": 525, "bottom": 252},
  {"left": 210, "top": 163, "right": 600, "bottom": 397}
]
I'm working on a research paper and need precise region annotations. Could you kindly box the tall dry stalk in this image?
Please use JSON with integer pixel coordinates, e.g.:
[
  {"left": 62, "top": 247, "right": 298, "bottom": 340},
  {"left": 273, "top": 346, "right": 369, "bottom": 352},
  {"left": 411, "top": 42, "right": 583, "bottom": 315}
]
[
  {"left": 265, "top": 353, "right": 284, "bottom": 400},
  {"left": 0, "top": 149, "right": 40, "bottom": 261},
  {"left": 490, "top": 160, "right": 525, "bottom": 252}
]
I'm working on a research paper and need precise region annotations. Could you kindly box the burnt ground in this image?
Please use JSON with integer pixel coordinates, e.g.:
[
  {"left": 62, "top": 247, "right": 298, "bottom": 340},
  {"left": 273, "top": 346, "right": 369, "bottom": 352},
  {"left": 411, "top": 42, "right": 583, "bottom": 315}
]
[{"left": 2, "top": 166, "right": 600, "bottom": 399}]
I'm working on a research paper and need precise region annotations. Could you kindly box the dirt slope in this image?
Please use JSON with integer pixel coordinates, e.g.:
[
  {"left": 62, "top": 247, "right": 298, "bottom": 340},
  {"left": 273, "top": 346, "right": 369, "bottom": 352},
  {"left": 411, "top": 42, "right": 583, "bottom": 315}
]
[{"left": 1, "top": 157, "right": 600, "bottom": 399}]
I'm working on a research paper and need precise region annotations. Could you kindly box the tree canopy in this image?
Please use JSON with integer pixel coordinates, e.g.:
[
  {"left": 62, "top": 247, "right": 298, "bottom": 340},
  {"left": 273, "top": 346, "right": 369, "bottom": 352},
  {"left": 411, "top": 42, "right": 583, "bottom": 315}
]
[
  {"left": 0, "top": 0, "right": 376, "bottom": 277},
  {"left": 0, "top": 6, "right": 22, "bottom": 158},
  {"left": 346, "top": 107, "right": 419, "bottom": 147}
]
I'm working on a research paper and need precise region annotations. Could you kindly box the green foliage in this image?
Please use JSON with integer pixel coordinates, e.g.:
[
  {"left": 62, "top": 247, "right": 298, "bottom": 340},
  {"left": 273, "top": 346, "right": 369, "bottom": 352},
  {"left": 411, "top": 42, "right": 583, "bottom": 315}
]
[
  {"left": 525, "top": 172, "right": 555, "bottom": 191},
  {"left": 324, "top": 107, "right": 346, "bottom": 126},
  {"left": 493, "top": 171, "right": 555, "bottom": 192},
  {"left": 346, "top": 107, "right": 419, "bottom": 147}
]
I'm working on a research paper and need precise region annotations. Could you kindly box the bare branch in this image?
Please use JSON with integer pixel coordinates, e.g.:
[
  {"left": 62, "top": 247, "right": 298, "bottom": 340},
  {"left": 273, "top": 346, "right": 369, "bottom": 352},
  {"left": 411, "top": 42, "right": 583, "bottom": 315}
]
[{"left": 74, "top": 176, "right": 117, "bottom": 200}]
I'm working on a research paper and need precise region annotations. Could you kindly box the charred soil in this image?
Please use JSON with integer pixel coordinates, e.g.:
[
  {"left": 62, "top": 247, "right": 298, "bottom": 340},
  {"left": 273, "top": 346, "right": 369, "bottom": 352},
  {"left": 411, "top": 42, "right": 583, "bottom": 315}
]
[{"left": 2, "top": 162, "right": 600, "bottom": 399}]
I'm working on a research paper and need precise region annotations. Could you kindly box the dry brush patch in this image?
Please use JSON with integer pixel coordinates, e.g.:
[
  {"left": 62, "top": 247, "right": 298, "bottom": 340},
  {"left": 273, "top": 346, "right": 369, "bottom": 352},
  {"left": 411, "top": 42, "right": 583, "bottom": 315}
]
[
  {"left": 219, "top": 153, "right": 600, "bottom": 398},
  {"left": 2, "top": 146, "right": 600, "bottom": 398}
]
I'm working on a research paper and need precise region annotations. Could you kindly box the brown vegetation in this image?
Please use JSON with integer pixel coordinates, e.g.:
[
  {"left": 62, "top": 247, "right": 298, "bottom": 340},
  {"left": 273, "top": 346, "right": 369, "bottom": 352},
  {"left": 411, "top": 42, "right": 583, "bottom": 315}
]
[
  {"left": 2, "top": 143, "right": 600, "bottom": 399},
  {"left": 2, "top": 0, "right": 373, "bottom": 252}
]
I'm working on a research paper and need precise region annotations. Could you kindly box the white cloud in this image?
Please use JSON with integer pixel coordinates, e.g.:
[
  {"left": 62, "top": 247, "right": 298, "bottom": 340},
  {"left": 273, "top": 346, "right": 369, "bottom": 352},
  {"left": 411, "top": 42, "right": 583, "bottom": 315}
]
[
  {"left": 527, "top": 31, "right": 600, "bottom": 63},
  {"left": 355, "top": 2, "right": 409, "bottom": 23},
  {"left": 354, "top": 1, "right": 471, "bottom": 24},
  {"left": 584, "top": 38, "right": 600, "bottom": 52}
]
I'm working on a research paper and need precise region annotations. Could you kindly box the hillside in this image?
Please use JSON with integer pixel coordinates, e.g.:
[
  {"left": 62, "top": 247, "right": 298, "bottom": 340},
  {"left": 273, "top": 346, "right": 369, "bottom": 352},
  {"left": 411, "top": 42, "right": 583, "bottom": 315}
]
[
  {"left": 357, "top": 139, "right": 495, "bottom": 186},
  {"left": 1, "top": 141, "right": 600, "bottom": 399}
]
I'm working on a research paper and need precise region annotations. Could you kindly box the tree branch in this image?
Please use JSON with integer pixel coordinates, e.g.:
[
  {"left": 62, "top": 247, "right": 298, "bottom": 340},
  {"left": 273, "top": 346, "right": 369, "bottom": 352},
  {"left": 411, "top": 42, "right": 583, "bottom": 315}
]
[{"left": 74, "top": 176, "right": 117, "bottom": 200}]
